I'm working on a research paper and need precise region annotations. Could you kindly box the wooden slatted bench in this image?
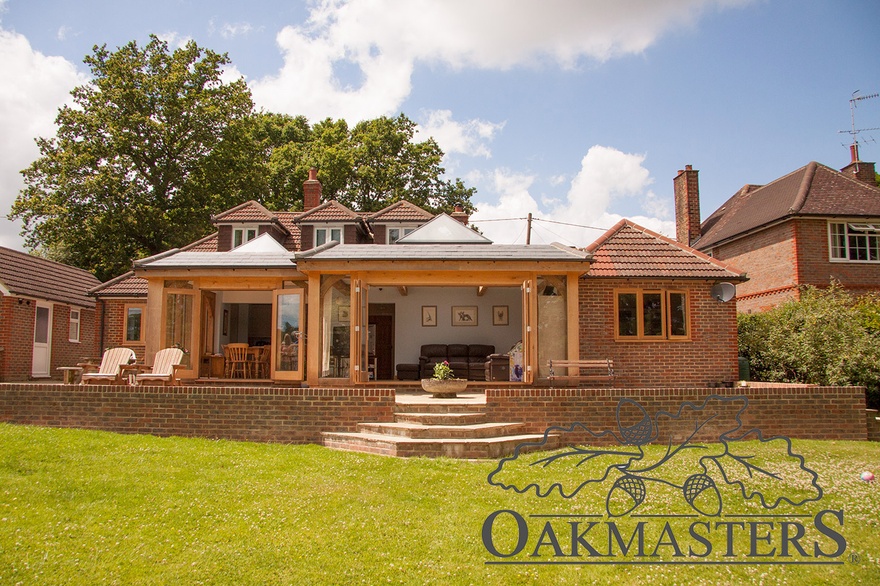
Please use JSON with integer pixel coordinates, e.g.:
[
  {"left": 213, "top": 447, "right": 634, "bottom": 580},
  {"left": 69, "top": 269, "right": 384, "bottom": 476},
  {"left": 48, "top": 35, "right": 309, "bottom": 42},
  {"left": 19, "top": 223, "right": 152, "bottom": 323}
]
[{"left": 547, "top": 359, "right": 615, "bottom": 383}]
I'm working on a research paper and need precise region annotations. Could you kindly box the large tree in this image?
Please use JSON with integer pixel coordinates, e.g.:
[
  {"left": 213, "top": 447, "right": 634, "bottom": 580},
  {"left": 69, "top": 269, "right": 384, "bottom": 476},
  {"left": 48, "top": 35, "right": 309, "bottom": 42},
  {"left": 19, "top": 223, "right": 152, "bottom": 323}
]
[
  {"left": 11, "top": 36, "right": 259, "bottom": 280},
  {"left": 255, "top": 113, "right": 476, "bottom": 215}
]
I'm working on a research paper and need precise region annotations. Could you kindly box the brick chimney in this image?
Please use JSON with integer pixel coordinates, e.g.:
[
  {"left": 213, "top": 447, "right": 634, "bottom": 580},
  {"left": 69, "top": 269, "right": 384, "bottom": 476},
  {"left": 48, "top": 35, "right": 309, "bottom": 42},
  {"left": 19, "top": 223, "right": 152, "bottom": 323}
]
[
  {"left": 451, "top": 203, "right": 469, "bottom": 225},
  {"left": 303, "top": 167, "right": 322, "bottom": 211},
  {"left": 840, "top": 143, "right": 877, "bottom": 185},
  {"left": 674, "top": 165, "right": 701, "bottom": 246}
]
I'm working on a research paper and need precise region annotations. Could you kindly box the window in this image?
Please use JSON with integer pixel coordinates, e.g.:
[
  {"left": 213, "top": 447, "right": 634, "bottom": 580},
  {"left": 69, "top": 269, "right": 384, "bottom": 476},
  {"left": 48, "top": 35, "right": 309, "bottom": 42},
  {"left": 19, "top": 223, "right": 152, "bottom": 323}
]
[
  {"left": 388, "top": 226, "right": 417, "bottom": 244},
  {"left": 233, "top": 225, "right": 259, "bottom": 248},
  {"left": 315, "top": 226, "right": 343, "bottom": 246},
  {"left": 125, "top": 304, "right": 145, "bottom": 343},
  {"left": 69, "top": 309, "right": 81, "bottom": 342},
  {"left": 829, "top": 222, "right": 880, "bottom": 262},
  {"left": 615, "top": 289, "right": 689, "bottom": 340}
]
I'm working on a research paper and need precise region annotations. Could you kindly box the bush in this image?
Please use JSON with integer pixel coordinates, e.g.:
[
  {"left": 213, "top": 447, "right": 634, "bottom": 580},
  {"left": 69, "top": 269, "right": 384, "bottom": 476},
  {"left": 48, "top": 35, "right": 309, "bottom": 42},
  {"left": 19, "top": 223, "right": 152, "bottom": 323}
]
[{"left": 738, "top": 283, "right": 880, "bottom": 408}]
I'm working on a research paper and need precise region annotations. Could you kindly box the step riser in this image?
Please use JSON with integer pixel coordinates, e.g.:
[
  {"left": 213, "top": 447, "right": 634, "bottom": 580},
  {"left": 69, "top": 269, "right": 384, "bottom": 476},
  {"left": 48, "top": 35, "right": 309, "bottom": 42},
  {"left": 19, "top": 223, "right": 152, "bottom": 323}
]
[
  {"left": 393, "top": 403, "right": 486, "bottom": 415},
  {"left": 395, "top": 413, "right": 487, "bottom": 425},
  {"left": 322, "top": 433, "right": 558, "bottom": 459},
  {"left": 358, "top": 422, "right": 523, "bottom": 439}
]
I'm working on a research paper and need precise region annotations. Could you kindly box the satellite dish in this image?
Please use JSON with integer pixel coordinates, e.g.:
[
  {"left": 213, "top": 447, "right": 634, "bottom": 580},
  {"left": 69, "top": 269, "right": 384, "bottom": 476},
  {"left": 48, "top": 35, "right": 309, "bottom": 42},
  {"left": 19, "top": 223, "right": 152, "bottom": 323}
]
[{"left": 711, "top": 282, "right": 736, "bottom": 302}]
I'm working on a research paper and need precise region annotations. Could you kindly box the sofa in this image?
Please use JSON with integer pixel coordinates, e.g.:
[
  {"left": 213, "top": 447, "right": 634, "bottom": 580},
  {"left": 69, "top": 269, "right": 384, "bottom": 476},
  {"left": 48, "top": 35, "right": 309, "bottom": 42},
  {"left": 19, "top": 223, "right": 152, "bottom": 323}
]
[{"left": 417, "top": 343, "right": 495, "bottom": 381}]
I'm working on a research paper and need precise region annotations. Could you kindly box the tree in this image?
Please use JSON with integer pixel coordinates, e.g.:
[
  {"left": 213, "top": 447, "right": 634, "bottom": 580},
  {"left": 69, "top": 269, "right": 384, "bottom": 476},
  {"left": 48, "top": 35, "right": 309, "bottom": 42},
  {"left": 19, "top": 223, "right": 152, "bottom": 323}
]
[
  {"left": 10, "top": 36, "right": 259, "bottom": 280},
  {"left": 738, "top": 283, "right": 880, "bottom": 407},
  {"left": 259, "top": 114, "right": 476, "bottom": 215}
]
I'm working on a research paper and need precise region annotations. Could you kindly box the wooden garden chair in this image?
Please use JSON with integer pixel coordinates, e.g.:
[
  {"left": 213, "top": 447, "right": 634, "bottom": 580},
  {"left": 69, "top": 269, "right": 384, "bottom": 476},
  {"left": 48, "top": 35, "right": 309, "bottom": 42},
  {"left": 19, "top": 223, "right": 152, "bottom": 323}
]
[
  {"left": 80, "top": 347, "right": 136, "bottom": 385},
  {"left": 134, "top": 347, "right": 185, "bottom": 386}
]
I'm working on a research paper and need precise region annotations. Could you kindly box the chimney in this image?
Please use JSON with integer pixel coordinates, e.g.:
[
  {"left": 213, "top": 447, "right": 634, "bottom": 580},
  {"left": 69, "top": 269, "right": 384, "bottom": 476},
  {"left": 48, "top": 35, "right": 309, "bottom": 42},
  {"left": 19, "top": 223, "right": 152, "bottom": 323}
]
[
  {"left": 674, "top": 165, "right": 701, "bottom": 246},
  {"left": 303, "top": 167, "right": 322, "bottom": 211},
  {"left": 840, "top": 143, "right": 877, "bottom": 185},
  {"left": 451, "top": 203, "right": 469, "bottom": 225}
]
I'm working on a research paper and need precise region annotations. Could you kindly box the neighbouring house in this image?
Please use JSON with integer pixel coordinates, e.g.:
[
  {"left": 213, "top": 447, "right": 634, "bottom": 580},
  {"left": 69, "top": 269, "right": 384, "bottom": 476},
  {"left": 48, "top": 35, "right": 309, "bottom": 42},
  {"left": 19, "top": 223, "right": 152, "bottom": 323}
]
[
  {"left": 92, "top": 168, "right": 747, "bottom": 388},
  {"left": 0, "top": 247, "right": 101, "bottom": 381},
  {"left": 675, "top": 146, "right": 880, "bottom": 313}
]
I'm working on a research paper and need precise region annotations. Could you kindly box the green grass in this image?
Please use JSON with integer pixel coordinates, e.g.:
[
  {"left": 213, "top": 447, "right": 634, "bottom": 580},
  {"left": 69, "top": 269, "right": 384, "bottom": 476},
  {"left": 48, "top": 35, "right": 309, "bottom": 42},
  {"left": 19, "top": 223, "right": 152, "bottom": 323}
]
[{"left": 1, "top": 423, "right": 879, "bottom": 585}]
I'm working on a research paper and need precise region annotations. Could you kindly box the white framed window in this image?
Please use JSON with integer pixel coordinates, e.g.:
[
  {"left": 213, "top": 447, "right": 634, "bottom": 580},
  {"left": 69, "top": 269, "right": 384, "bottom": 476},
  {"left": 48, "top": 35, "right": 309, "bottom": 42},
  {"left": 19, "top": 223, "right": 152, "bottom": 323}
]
[
  {"left": 233, "top": 225, "right": 259, "bottom": 248},
  {"left": 315, "top": 226, "right": 344, "bottom": 246},
  {"left": 69, "top": 308, "right": 81, "bottom": 342},
  {"left": 829, "top": 221, "right": 880, "bottom": 262},
  {"left": 388, "top": 226, "right": 418, "bottom": 244}
]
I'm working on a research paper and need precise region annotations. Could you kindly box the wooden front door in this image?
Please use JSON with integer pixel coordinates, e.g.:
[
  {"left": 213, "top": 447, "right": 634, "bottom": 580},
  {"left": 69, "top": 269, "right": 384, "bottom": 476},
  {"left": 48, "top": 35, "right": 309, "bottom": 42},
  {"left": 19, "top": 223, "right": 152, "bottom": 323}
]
[{"left": 368, "top": 313, "right": 394, "bottom": 380}]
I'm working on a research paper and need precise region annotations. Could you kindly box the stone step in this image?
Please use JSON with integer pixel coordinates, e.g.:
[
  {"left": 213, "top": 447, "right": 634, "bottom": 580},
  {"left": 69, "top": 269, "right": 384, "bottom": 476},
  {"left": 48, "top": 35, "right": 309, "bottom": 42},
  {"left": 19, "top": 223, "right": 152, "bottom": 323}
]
[
  {"left": 358, "top": 421, "right": 523, "bottom": 439},
  {"left": 394, "top": 411, "right": 487, "bottom": 426},
  {"left": 321, "top": 431, "right": 558, "bottom": 459},
  {"left": 392, "top": 402, "right": 486, "bottom": 415}
]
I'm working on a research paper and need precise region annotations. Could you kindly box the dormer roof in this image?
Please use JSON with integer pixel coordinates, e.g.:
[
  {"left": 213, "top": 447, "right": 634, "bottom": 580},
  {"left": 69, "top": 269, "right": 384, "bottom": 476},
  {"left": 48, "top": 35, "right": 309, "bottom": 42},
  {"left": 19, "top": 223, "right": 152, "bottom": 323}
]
[
  {"left": 295, "top": 200, "right": 361, "bottom": 223},
  {"left": 367, "top": 200, "right": 435, "bottom": 222},
  {"left": 212, "top": 200, "right": 277, "bottom": 224}
]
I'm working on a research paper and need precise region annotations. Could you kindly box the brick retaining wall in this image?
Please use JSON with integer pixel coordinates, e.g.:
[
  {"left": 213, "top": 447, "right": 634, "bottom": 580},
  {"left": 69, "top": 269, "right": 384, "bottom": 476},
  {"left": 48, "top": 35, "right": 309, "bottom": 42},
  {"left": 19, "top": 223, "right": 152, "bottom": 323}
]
[
  {"left": 0, "top": 384, "right": 395, "bottom": 444},
  {"left": 485, "top": 385, "right": 867, "bottom": 443}
]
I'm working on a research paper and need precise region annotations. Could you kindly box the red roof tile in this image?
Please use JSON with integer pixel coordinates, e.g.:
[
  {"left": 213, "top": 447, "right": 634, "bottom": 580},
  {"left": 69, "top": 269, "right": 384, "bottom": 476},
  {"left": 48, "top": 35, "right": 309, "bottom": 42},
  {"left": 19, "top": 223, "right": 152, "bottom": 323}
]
[
  {"left": 211, "top": 200, "right": 277, "bottom": 223},
  {"left": 585, "top": 220, "right": 747, "bottom": 280},
  {"left": 0, "top": 246, "right": 101, "bottom": 307},
  {"left": 368, "top": 200, "right": 434, "bottom": 222},
  {"left": 182, "top": 233, "right": 219, "bottom": 252},
  {"left": 295, "top": 200, "right": 360, "bottom": 222},
  {"left": 698, "top": 162, "right": 880, "bottom": 249},
  {"left": 89, "top": 271, "right": 147, "bottom": 297}
]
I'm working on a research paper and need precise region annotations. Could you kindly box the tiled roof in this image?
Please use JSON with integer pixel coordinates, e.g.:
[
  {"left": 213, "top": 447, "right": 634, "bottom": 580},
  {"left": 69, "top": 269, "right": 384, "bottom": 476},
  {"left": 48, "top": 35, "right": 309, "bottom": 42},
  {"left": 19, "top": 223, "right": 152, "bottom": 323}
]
[
  {"left": 211, "top": 200, "right": 277, "bottom": 223},
  {"left": 89, "top": 271, "right": 147, "bottom": 297},
  {"left": 585, "top": 220, "right": 747, "bottom": 280},
  {"left": 0, "top": 246, "right": 101, "bottom": 307},
  {"left": 295, "top": 200, "right": 361, "bottom": 222},
  {"left": 367, "top": 200, "right": 435, "bottom": 222},
  {"left": 182, "top": 232, "right": 219, "bottom": 252},
  {"left": 697, "top": 162, "right": 880, "bottom": 249},
  {"left": 276, "top": 213, "right": 302, "bottom": 251}
]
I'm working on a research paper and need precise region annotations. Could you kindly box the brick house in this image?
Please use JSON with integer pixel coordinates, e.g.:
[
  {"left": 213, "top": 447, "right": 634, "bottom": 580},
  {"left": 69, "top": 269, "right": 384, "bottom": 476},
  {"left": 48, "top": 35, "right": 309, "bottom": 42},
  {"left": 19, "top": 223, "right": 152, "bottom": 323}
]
[
  {"left": 0, "top": 247, "right": 101, "bottom": 381},
  {"left": 675, "top": 148, "right": 880, "bottom": 312},
  {"left": 92, "top": 168, "right": 746, "bottom": 388}
]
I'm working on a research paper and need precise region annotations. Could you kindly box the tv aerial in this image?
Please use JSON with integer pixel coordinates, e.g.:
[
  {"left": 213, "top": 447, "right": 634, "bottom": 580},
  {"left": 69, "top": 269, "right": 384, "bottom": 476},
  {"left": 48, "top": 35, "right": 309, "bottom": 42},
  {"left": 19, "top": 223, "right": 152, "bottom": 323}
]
[{"left": 838, "top": 90, "right": 880, "bottom": 160}]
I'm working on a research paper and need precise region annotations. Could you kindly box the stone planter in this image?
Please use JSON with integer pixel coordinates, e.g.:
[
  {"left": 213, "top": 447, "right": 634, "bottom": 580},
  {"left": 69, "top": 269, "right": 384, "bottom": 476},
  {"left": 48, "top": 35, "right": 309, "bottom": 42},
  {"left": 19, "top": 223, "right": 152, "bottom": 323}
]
[{"left": 420, "top": 378, "right": 468, "bottom": 398}]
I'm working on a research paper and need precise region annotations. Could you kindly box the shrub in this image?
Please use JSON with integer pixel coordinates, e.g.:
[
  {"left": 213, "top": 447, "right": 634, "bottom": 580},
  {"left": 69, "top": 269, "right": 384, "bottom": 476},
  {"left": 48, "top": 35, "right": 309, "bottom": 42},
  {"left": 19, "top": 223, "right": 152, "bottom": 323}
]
[{"left": 738, "top": 283, "right": 880, "bottom": 408}]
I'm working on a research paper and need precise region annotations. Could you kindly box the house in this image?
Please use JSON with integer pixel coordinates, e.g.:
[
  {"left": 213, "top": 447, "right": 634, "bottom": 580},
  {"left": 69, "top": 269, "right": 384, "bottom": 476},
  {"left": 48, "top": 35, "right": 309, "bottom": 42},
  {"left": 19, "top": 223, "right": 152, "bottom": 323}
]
[
  {"left": 92, "top": 168, "right": 746, "bottom": 388},
  {"left": 0, "top": 247, "right": 101, "bottom": 381},
  {"left": 675, "top": 146, "right": 880, "bottom": 312}
]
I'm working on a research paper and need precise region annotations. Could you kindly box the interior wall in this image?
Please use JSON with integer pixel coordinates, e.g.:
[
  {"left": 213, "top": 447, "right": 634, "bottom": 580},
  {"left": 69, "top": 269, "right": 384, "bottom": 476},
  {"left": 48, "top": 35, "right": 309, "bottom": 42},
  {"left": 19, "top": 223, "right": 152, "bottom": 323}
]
[{"left": 367, "top": 286, "right": 522, "bottom": 366}]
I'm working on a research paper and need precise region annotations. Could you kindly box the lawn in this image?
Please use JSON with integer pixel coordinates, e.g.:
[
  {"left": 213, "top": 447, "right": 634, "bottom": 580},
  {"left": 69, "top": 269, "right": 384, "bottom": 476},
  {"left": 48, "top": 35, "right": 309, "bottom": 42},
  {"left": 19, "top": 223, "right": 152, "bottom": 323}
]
[{"left": 1, "top": 423, "right": 878, "bottom": 585}]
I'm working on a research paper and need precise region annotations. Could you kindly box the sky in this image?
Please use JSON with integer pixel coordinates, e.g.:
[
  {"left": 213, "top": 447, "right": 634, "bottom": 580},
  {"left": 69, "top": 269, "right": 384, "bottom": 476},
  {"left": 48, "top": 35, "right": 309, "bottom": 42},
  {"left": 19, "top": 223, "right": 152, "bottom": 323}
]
[{"left": 1, "top": 0, "right": 879, "bottom": 254}]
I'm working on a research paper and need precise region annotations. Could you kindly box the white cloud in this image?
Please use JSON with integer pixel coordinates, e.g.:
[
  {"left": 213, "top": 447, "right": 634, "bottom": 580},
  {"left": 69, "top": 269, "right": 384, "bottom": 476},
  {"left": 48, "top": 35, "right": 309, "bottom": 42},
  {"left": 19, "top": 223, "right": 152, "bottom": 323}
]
[
  {"left": 209, "top": 19, "right": 260, "bottom": 40},
  {"left": 251, "top": 0, "right": 741, "bottom": 120},
  {"left": 0, "top": 28, "right": 86, "bottom": 250},
  {"left": 471, "top": 146, "right": 675, "bottom": 246},
  {"left": 415, "top": 109, "right": 504, "bottom": 159}
]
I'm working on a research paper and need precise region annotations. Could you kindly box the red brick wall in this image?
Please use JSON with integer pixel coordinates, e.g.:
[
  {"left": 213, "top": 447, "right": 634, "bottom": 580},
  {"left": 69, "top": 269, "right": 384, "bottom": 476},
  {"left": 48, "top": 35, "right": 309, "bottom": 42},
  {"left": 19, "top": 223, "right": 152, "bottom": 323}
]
[
  {"left": 0, "top": 296, "right": 98, "bottom": 381},
  {"left": 710, "top": 221, "right": 798, "bottom": 313},
  {"left": 96, "top": 299, "right": 145, "bottom": 363},
  {"left": 579, "top": 279, "right": 739, "bottom": 387},
  {"left": 485, "top": 385, "right": 866, "bottom": 443},
  {"left": 0, "top": 385, "right": 395, "bottom": 444},
  {"left": 710, "top": 218, "right": 880, "bottom": 313}
]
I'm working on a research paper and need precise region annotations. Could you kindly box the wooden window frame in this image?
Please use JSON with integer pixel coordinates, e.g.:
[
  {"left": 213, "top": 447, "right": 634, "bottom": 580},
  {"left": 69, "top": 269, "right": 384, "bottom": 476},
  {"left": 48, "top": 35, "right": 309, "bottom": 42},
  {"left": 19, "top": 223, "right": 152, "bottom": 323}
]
[
  {"left": 124, "top": 303, "right": 146, "bottom": 344},
  {"left": 315, "top": 225, "right": 344, "bottom": 246},
  {"left": 614, "top": 289, "right": 690, "bottom": 341},
  {"left": 68, "top": 308, "right": 81, "bottom": 343}
]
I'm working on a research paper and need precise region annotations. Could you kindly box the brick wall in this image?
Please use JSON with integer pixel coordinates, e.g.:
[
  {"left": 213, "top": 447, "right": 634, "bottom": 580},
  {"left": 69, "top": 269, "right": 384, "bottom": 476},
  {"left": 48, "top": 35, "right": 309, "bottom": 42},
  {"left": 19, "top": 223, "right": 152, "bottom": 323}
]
[
  {"left": 0, "top": 298, "right": 98, "bottom": 381},
  {"left": 796, "top": 218, "right": 880, "bottom": 291},
  {"left": 579, "top": 279, "right": 739, "bottom": 387},
  {"left": 485, "top": 385, "right": 867, "bottom": 443},
  {"left": 0, "top": 384, "right": 395, "bottom": 444}
]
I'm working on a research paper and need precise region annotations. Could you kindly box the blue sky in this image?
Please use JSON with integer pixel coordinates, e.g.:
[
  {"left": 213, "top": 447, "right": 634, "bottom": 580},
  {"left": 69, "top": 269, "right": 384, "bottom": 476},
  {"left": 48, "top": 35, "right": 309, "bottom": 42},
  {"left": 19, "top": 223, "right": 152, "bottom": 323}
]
[{"left": 1, "top": 0, "right": 879, "bottom": 252}]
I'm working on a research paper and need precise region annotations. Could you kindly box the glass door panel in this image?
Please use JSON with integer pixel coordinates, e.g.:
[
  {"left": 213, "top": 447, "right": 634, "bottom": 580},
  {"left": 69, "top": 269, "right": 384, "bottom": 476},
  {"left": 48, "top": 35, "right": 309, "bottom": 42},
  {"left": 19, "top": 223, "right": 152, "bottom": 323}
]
[{"left": 273, "top": 289, "right": 304, "bottom": 380}]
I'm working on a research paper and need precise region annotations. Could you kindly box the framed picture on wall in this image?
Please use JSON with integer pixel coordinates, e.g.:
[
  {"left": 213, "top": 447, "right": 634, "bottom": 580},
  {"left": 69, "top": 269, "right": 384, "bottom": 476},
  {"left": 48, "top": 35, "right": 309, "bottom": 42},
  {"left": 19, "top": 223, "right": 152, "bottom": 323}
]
[
  {"left": 493, "top": 305, "right": 509, "bottom": 326},
  {"left": 421, "top": 305, "right": 437, "bottom": 327},
  {"left": 222, "top": 309, "right": 229, "bottom": 336},
  {"left": 338, "top": 306, "right": 350, "bottom": 321},
  {"left": 452, "top": 306, "right": 478, "bottom": 326}
]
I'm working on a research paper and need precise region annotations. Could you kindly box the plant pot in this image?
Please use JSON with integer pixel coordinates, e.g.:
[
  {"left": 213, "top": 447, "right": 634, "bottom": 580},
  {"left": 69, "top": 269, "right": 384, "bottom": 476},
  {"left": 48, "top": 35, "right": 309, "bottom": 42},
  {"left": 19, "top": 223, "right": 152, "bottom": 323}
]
[{"left": 420, "top": 378, "right": 468, "bottom": 398}]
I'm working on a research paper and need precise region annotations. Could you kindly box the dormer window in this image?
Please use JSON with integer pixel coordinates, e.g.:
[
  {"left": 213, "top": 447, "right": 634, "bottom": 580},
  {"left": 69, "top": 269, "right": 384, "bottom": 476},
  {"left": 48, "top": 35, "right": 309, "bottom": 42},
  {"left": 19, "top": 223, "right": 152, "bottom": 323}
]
[
  {"left": 233, "top": 225, "right": 259, "bottom": 248},
  {"left": 316, "top": 226, "right": 344, "bottom": 246},
  {"left": 388, "top": 226, "right": 418, "bottom": 244}
]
